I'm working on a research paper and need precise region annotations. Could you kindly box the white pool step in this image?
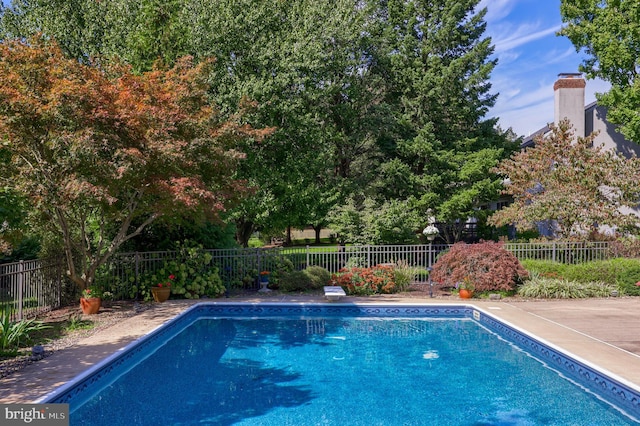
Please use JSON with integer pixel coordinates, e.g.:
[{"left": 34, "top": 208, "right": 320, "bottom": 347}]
[{"left": 324, "top": 286, "right": 346, "bottom": 301}]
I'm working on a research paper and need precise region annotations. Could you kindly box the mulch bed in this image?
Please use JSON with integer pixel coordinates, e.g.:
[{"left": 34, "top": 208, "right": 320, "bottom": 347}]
[{"left": 0, "top": 301, "right": 151, "bottom": 380}]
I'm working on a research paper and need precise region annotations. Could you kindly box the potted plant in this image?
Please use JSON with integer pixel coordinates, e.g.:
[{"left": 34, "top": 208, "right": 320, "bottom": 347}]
[
  {"left": 80, "top": 287, "right": 102, "bottom": 315},
  {"left": 422, "top": 224, "right": 439, "bottom": 241},
  {"left": 151, "top": 274, "right": 174, "bottom": 303},
  {"left": 456, "top": 277, "right": 475, "bottom": 299},
  {"left": 259, "top": 271, "right": 271, "bottom": 292}
]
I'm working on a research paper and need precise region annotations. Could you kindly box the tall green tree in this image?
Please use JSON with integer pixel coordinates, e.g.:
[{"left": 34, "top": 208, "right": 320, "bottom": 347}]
[
  {"left": 190, "top": 0, "right": 386, "bottom": 245},
  {"left": 1, "top": 0, "right": 511, "bottom": 247},
  {"left": 369, "top": 0, "right": 513, "bottom": 242},
  {"left": 560, "top": 1, "right": 640, "bottom": 143}
]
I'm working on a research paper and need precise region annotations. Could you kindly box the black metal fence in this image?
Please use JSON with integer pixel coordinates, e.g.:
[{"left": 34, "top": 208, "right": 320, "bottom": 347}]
[
  {"left": 0, "top": 258, "right": 64, "bottom": 320},
  {"left": 0, "top": 241, "right": 616, "bottom": 319}
]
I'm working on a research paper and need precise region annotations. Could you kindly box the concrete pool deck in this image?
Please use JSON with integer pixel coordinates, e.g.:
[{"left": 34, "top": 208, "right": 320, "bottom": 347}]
[{"left": 0, "top": 295, "right": 639, "bottom": 403}]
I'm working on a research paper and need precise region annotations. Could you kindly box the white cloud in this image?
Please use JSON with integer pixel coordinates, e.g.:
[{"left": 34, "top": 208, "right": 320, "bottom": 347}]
[
  {"left": 494, "top": 24, "right": 561, "bottom": 53},
  {"left": 493, "top": 81, "right": 553, "bottom": 114},
  {"left": 477, "top": 0, "right": 516, "bottom": 23},
  {"left": 530, "top": 47, "right": 575, "bottom": 68},
  {"left": 479, "top": 2, "right": 613, "bottom": 137}
]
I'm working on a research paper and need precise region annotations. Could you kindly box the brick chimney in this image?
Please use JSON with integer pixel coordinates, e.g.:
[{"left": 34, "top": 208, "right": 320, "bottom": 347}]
[{"left": 554, "top": 72, "right": 586, "bottom": 139}]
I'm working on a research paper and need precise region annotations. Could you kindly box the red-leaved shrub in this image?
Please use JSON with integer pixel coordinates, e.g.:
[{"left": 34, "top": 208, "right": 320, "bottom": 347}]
[
  {"left": 331, "top": 265, "right": 397, "bottom": 295},
  {"left": 430, "top": 241, "right": 528, "bottom": 292}
]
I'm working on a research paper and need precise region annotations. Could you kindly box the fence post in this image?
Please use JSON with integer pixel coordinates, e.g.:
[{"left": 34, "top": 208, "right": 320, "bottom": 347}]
[
  {"left": 367, "top": 245, "right": 371, "bottom": 268},
  {"left": 57, "top": 259, "right": 63, "bottom": 310},
  {"left": 135, "top": 252, "right": 140, "bottom": 299},
  {"left": 552, "top": 242, "right": 557, "bottom": 263},
  {"left": 306, "top": 245, "right": 310, "bottom": 270},
  {"left": 257, "top": 248, "right": 262, "bottom": 278},
  {"left": 17, "top": 260, "right": 24, "bottom": 320}
]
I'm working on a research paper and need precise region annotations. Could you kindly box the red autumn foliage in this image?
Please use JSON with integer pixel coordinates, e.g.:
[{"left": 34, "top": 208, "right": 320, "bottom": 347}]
[
  {"left": 430, "top": 241, "right": 528, "bottom": 292},
  {"left": 331, "top": 265, "right": 397, "bottom": 295},
  {"left": 0, "top": 36, "right": 272, "bottom": 290}
]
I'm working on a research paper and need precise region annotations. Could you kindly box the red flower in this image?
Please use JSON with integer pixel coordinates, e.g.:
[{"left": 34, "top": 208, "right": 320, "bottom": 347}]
[{"left": 156, "top": 274, "right": 174, "bottom": 288}]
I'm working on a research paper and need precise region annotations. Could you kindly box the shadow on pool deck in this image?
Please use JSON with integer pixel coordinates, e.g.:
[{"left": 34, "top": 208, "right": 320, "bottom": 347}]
[{"left": 0, "top": 293, "right": 639, "bottom": 403}]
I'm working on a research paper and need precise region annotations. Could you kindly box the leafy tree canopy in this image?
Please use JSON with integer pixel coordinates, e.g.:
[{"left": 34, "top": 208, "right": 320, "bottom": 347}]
[
  {"left": 0, "top": 0, "right": 512, "bottom": 246},
  {"left": 560, "top": 0, "right": 640, "bottom": 142},
  {"left": 488, "top": 119, "right": 640, "bottom": 238},
  {"left": 0, "top": 36, "right": 267, "bottom": 288}
]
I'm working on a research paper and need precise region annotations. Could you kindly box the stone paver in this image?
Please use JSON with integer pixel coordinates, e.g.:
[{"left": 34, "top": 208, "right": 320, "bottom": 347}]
[{"left": 0, "top": 295, "right": 639, "bottom": 404}]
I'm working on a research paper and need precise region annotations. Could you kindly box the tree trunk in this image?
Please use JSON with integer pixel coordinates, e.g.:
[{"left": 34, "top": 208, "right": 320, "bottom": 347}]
[
  {"left": 285, "top": 226, "right": 292, "bottom": 246},
  {"left": 312, "top": 224, "right": 322, "bottom": 244},
  {"left": 235, "top": 219, "right": 255, "bottom": 247}
]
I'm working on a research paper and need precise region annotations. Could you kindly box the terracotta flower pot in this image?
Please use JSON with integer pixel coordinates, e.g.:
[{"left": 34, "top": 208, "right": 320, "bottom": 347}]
[
  {"left": 151, "top": 286, "right": 171, "bottom": 303},
  {"left": 459, "top": 289, "right": 473, "bottom": 299},
  {"left": 80, "top": 297, "right": 101, "bottom": 315}
]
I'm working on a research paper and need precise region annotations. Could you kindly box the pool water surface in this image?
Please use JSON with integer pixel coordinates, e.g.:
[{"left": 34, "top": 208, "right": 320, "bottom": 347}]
[{"left": 44, "top": 304, "right": 640, "bottom": 425}]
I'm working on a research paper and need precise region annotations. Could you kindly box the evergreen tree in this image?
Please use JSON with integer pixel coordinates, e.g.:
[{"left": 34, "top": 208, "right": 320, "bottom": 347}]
[{"left": 366, "top": 0, "right": 514, "bottom": 242}]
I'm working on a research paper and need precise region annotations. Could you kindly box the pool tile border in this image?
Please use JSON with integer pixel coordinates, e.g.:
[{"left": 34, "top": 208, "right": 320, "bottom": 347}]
[
  {"left": 474, "top": 308, "right": 640, "bottom": 419},
  {"left": 41, "top": 302, "right": 640, "bottom": 421}
]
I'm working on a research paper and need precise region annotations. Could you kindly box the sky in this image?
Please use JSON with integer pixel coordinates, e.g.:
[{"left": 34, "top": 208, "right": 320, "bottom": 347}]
[{"left": 480, "top": 0, "right": 610, "bottom": 138}]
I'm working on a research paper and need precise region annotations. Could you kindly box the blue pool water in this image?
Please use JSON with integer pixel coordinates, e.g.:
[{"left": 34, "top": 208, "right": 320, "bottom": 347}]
[{"left": 45, "top": 304, "right": 640, "bottom": 425}]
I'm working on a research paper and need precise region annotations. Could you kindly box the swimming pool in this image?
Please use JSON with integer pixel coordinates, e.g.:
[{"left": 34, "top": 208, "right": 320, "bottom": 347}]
[{"left": 42, "top": 303, "right": 640, "bottom": 425}]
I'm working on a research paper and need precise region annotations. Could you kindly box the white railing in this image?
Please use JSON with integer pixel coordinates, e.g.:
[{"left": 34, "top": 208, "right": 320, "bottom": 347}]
[
  {"left": 0, "top": 241, "right": 615, "bottom": 314},
  {"left": 502, "top": 241, "right": 610, "bottom": 263}
]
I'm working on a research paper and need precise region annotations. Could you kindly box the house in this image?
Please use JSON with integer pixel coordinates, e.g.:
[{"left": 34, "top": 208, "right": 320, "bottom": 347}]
[
  {"left": 489, "top": 73, "right": 640, "bottom": 238},
  {"left": 521, "top": 73, "right": 640, "bottom": 158}
]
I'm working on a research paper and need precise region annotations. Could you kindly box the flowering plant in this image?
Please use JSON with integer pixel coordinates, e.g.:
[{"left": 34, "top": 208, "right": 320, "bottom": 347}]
[
  {"left": 82, "top": 287, "right": 102, "bottom": 299},
  {"left": 331, "top": 265, "right": 396, "bottom": 295},
  {"left": 455, "top": 276, "right": 475, "bottom": 291},
  {"left": 156, "top": 274, "right": 175, "bottom": 288},
  {"left": 422, "top": 225, "right": 439, "bottom": 237},
  {"left": 260, "top": 271, "right": 270, "bottom": 276}
]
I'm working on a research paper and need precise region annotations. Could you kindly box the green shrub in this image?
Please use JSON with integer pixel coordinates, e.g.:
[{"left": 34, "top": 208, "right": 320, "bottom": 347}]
[
  {"left": 518, "top": 273, "right": 616, "bottom": 299},
  {"left": 278, "top": 266, "right": 331, "bottom": 292},
  {"left": 261, "top": 254, "right": 295, "bottom": 288},
  {"left": 136, "top": 243, "right": 225, "bottom": 301},
  {"left": 278, "top": 271, "right": 312, "bottom": 292},
  {"left": 521, "top": 258, "right": 640, "bottom": 296},
  {"left": 519, "top": 259, "right": 568, "bottom": 279},
  {"left": 0, "top": 309, "right": 49, "bottom": 354},
  {"left": 561, "top": 261, "right": 617, "bottom": 284},
  {"left": 430, "top": 241, "right": 528, "bottom": 292},
  {"left": 304, "top": 266, "right": 331, "bottom": 289},
  {"left": 608, "top": 258, "right": 640, "bottom": 296}
]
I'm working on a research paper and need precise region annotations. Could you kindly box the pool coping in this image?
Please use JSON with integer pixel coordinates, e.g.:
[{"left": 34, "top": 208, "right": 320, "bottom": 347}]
[{"left": 36, "top": 301, "right": 640, "bottom": 420}]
